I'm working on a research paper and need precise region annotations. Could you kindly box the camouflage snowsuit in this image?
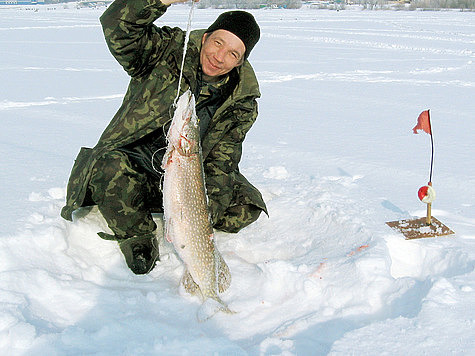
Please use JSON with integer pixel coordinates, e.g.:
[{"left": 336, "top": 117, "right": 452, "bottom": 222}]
[{"left": 60, "top": 0, "right": 267, "bottom": 239}]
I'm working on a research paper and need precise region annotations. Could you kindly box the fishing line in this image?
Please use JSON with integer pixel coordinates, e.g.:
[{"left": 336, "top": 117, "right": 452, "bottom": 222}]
[
  {"left": 152, "top": 1, "right": 196, "bottom": 177},
  {"left": 173, "top": 0, "right": 196, "bottom": 108}
]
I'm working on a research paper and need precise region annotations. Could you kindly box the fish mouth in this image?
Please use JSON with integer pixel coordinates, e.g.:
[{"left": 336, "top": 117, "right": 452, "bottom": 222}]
[
  {"left": 166, "top": 90, "right": 199, "bottom": 156},
  {"left": 176, "top": 113, "right": 199, "bottom": 156}
]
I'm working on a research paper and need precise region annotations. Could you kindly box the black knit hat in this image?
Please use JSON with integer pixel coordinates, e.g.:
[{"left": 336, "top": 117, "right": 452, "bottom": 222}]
[{"left": 205, "top": 11, "right": 260, "bottom": 60}]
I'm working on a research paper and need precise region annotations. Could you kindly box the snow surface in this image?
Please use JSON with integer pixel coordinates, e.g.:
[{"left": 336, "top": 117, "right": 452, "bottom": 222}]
[{"left": 1, "top": 4, "right": 475, "bottom": 355}]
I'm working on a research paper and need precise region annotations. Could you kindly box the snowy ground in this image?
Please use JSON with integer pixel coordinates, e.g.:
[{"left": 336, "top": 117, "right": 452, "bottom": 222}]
[{"left": 1, "top": 4, "right": 474, "bottom": 355}]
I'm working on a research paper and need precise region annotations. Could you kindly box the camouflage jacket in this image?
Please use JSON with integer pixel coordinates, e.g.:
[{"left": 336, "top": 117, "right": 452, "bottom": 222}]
[{"left": 61, "top": 0, "right": 267, "bottom": 222}]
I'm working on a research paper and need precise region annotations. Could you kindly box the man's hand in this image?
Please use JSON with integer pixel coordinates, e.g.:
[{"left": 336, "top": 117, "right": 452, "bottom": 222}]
[{"left": 160, "top": 0, "right": 198, "bottom": 5}]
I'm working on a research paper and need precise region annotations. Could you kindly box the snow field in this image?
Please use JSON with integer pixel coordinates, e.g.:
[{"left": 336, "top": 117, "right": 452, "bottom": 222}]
[{"left": 1, "top": 4, "right": 474, "bottom": 355}]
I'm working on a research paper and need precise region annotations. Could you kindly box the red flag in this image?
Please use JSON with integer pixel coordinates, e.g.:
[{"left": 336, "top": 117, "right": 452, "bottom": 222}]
[{"left": 413, "top": 110, "right": 432, "bottom": 135}]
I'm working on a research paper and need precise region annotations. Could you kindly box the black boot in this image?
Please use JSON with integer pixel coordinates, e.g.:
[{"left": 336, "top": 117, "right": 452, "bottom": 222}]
[{"left": 119, "top": 234, "right": 159, "bottom": 275}]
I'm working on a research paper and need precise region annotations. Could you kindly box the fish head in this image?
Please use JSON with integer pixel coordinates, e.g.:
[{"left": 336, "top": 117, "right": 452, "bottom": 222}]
[{"left": 168, "top": 90, "right": 200, "bottom": 156}]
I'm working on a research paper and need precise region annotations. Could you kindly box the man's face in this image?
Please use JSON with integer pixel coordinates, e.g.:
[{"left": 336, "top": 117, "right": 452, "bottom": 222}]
[{"left": 200, "top": 29, "right": 245, "bottom": 79}]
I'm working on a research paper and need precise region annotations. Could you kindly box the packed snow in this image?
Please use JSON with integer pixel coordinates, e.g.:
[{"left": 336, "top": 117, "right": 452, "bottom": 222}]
[{"left": 1, "top": 4, "right": 474, "bottom": 355}]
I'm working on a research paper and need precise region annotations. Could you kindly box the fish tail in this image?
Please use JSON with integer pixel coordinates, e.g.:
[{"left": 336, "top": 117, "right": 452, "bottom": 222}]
[{"left": 196, "top": 296, "right": 236, "bottom": 322}]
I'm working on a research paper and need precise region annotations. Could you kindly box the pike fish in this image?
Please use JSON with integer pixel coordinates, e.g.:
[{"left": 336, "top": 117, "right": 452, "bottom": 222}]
[{"left": 161, "top": 89, "right": 232, "bottom": 319}]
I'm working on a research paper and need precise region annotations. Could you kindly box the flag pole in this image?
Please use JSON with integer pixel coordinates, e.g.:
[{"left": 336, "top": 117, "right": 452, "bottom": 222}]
[
  {"left": 428, "top": 109, "right": 434, "bottom": 184},
  {"left": 426, "top": 109, "right": 433, "bottom": 225}
]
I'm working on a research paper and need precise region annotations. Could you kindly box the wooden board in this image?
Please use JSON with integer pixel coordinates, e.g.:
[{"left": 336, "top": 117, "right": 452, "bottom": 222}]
[{"left": 386, "top": 216, "right": 455, "bottom": 240}]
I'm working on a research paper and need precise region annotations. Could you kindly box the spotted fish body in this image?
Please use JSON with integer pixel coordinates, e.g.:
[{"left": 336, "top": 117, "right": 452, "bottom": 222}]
[{"left": 162, "top": 90, "right": 231, "bottom": 316}]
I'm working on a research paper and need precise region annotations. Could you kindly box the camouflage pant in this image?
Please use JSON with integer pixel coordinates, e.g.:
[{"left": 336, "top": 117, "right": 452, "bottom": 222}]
[{"left": 89, "top": 150, "right": 262, "bottom": 239}]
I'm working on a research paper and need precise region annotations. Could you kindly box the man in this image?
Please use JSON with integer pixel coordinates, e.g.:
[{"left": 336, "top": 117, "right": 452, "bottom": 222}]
[{"left": 61, "top": 0, "right": 267, "bottom": 275}]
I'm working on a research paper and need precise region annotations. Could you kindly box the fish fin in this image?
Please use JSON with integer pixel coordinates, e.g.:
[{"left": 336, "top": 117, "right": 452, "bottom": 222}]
[
  {"left": 164, "top": 217, "right": 173, "bottom": 243},
  {"left": 181, "top": 269, "right": 200, "bottom": 295},
  {"left": 217, "top": 253, "right": 231, "bottom": 293},
  {"left": 196, "top": 297, "right": 235, "bottom": 323}
]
